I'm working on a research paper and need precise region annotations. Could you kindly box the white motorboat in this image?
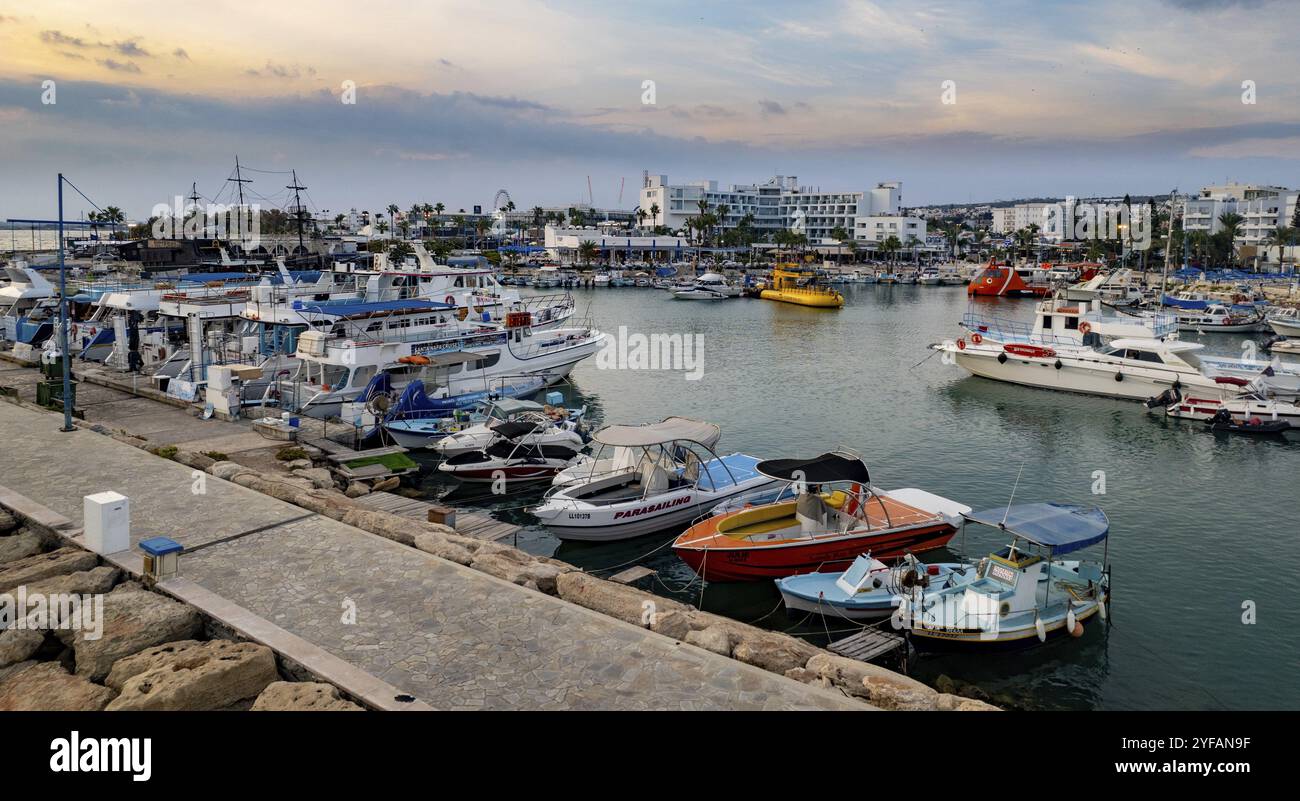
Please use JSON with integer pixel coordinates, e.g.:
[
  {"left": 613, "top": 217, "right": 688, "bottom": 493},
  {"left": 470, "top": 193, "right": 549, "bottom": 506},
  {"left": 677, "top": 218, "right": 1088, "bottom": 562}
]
[
  {"left": 433, "top": 398, "right": 587, "bottom": 457},
  {"left": 670, "top": 286, "right": 726, "bottom": 301},
  {"left": 1147, "top": 385, "right": 1300, "bottom": 426},
  {"left": 1267, "top": 307, "right": 1300, "bottom": 338},
  {"left": 1163, "top": 302, "right": 1268, "bottom": 333},
  {"left": 437, "top": 420, "right": 584, "bottom": 484},
  {"left": 530, "top": 418, "right": 777, "bottom": 541},
  {"left": 593, "top": 273, "right": 611, "bottom": 287},
  {"left": 693, "top": 272, "right": 743, "bottom": 297},
  {"left": 917, "top": 267, "right": 944, "bottom": 286},
  {"left": 551, "top": 416, "right": 721, "bottom": 487}
]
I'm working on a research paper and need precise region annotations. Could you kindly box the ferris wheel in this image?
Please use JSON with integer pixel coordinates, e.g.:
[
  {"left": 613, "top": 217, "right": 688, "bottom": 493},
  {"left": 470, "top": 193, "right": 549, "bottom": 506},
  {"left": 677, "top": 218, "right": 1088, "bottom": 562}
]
[{"left": 493, "top": 189, "right": 512, "bottom": 211}]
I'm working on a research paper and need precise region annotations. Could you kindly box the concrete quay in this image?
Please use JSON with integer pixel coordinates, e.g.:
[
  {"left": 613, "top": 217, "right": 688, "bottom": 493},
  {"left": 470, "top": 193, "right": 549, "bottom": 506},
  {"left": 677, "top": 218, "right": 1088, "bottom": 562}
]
[{"left": 0, "top": 395, "right": 869, "bottom": 710}]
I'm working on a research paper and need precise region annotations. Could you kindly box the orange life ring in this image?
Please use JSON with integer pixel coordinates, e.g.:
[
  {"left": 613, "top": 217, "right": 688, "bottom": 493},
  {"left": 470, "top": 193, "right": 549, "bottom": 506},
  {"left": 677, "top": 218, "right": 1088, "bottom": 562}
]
[
  {"left": 1079, "top": 322, "right": 1092, "bottom": 335},
  {"left": 444, "top": 295, "right": 456, "bottom": 305},
  {"left": 956, "top": 338, "right": 966, "bottom": 350},
  {"left": 971, "top": 333, "right": 983, "bottom": 345}
]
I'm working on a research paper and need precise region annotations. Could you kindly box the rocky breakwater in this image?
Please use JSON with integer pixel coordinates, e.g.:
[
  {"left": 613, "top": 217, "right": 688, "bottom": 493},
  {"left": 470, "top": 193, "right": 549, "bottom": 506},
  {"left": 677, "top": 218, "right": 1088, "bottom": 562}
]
[{"left": 0, "top": 503, "right": 362, "bottom": 711}]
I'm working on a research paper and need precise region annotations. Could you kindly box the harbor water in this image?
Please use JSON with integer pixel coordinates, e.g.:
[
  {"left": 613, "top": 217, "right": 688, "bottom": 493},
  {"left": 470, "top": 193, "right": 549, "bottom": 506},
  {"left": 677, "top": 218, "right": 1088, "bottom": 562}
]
[{"left": 416, "top": 282, "right": 1300, "bottom": 710}]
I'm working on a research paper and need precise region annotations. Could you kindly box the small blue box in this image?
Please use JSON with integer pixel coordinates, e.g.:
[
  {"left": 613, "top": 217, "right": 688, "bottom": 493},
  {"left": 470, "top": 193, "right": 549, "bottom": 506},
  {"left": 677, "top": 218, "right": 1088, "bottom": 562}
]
[
  {"left": 545, "top": 391, "right": 564, "bottom": 406},
  {"left": 139, "top": 537, "right": 183, "bottom": 556}
]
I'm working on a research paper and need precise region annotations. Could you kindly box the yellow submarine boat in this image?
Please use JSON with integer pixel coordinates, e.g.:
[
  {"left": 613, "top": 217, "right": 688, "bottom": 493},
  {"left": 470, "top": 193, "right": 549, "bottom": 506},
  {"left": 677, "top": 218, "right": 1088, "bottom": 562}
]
[{"left": 759, "top": 264, "right": 845, "bottom": 308}]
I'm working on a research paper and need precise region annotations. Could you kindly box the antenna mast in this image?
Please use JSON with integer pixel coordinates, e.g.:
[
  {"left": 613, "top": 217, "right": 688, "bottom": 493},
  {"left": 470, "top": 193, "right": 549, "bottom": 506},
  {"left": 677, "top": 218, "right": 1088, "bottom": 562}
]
[{"left": 287, "top": 169, "right": 308, "bottom": 256}]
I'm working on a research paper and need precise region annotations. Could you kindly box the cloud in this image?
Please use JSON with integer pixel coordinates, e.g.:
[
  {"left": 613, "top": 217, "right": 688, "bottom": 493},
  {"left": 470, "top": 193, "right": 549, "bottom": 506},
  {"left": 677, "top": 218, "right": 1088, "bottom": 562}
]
[
  {"left": 111, "top": 40, "right": 151, "bottom": 58},
  {"left": 97, "top": 58, "right": 142, "bottom": 74},
  {"left": 1163, "top": 0, "right": 1272, "bottom": 9},
  {"left": 758, "top": 99, "right": 786, "bottom": 115},
  {"left": 172, "top": 48, "right": 189, "bottom": 60},
  {"left": 246, "top": 61, "right": 317, "bottom": 79},
  {"left": 40, "top": 30, "right": 88, "bottom": 48}
]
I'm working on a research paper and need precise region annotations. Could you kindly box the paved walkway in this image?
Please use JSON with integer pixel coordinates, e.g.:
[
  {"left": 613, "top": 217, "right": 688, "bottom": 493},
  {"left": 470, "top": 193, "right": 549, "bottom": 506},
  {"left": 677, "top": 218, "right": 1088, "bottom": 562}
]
[{"left": 0, "top": 401, "right": 864, "bottom": 710}]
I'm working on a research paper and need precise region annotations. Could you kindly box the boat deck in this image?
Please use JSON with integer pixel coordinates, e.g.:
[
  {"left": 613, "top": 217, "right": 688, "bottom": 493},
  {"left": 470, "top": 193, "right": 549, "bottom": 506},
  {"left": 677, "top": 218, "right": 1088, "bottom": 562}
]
[{"left": 681, "top": 492, "right": 946, "bottom": 549}]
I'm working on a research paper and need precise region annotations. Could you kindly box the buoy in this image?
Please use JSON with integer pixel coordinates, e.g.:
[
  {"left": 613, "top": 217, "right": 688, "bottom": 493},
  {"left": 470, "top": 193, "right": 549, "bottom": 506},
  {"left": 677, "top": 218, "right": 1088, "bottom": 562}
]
[
  {"left": 1054, "top": 359, "right": 1063, "bottom": 370},
  {"left": 971, "top": 332, "right": 983, "bottom": 345},
  {"left": 956, "top": 338, "right": 966, "bottom": 350},
  {"left": 1079, "top": 321, "right": 1092, "bottom": 335},
  {"left": 1115, "top": 372, "right": 1124, "bottom": 382},
  {"left": 1070, "top": 622, "right": 1085, "bottom": 638},
  {"left": 1034, "top": 614, "right": 1047, "bottom": 642}
]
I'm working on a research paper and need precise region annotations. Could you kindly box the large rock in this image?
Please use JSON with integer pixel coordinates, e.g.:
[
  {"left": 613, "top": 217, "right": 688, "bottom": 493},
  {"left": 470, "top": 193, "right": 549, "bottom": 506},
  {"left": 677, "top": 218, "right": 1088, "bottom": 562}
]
[
  {"left": 0, "top": 509, "right": 18, "bottom": 534},
  {"left": 731, "top": 636, "right": 821, "bottom": 676},
  {"left": 685, "top": 625, "right": 733, "bottom": 656},
  {"left": 106, "top": 639, "right": 278, "bottom": 711},
  {"left": 341, "top": 509, "right": 416, "bottom": 546},
  {"left": 469, "top": 548, "right": 569, "bottom": 595},
  {"left": 344, "top": 482, "right": 370, "bottom": 498},
  {"left": 0, "top": 529, "right": 44, "bottom": 564},
  {"left": 0, "top": 629, "right": 45, "bottom": 667},
  {"left": 0, "top": 660, "right": 116, "bottom": 711},
  {"left": 60, "top": 583, "right": 202, "bottom": 682},
  {"left": 251, "top": 681, "right": 364, "bottom": 711},
  {"left": 648, "top": 609, "right": 692, "bottom": 641},
  {"left": 413, "top": 531, "right": 474, "bottom": 566},
  {"left": 555, "top": 571, "right": 691, "bottom": 627},
  {"left": 209, "top": 461, "right": 253, "bottom": 481},
  {"left": 292, "top": 467, "right": 336, "bottom": 490},
  {"left": 0, "top": 547, "right": 99, "bottom": 594},
  {"left": 25, "top": 565, "right": 121, "bottom": 598},
  {"left": 804, "top": 652, "right": 939, "bottom": 710}
]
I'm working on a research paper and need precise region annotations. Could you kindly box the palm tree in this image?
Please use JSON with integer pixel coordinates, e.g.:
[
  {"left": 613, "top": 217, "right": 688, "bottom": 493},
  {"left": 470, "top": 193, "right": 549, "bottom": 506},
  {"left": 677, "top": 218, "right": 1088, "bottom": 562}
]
[
  {"left": 881, "top": 235, "right": 902, "bottom": 265},
  {"left": 532, "top": 206, "right": 545, "bottom": 232},
  {"left": 830, "top": 225, "right": 850, "bottom": 264},
  {"left": 649, "top": 203, "right": 660, "bottom": 229},
  {"left": 578, "top": 239, "right": 598, "bottom": 265},
  {"left": 1216, "top": 211, "right": 1244, "bottom": 267},
  {"left": 387, "top": 204, "right": 400, "bottom": 235},
  {"left": 1264, "top": 225, "right": 1295, "bottom": 270}
]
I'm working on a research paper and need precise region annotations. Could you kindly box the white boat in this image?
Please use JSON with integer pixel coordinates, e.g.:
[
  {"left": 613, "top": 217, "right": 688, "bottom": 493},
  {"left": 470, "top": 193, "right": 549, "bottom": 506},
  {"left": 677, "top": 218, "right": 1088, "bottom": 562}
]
[
  {"left": 1148, "top": 385, "right": 1300, "bottom": 426},
  {"left": 437, "top": 420, "right": 584, "bottom": 484},
  {"left": 551, "top": 416, "right": 721, "bottom": 487},
  {"left": 670, "top": 287, "right": 726, "bottom": 301},
  {"left": 530, "top": 418, "right": 777, "bottom": 541},
  {"left": 693, "top": 272, "right": 743, "bottom": 297},
  {"left": 1268, "top": 307, "right": 1300, "bottom": 338},
  {"left": 896, "top": 503, "right": 1110, "bottom": 650},
  {"left": 593, "top": 273, "right": 611, "bottom": 287},
  {"left": 917, "top": 267, "right": 944, "bottom": 286},
  {"left": 1162, "top": 302, "right": 1267, "bottom": 333},
  {"left": 433, "top": 399, "right": 586, "bottom": 457},
  {"left": 777, "top": 554, "right": 975, "bottom": 620}
]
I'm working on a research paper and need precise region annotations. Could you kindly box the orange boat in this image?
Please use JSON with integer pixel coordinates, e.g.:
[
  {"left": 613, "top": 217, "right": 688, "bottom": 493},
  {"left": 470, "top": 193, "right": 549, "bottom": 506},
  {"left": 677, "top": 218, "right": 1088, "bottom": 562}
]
[{"left": 671, "top": 452, "right": 969, "bottom": 582}]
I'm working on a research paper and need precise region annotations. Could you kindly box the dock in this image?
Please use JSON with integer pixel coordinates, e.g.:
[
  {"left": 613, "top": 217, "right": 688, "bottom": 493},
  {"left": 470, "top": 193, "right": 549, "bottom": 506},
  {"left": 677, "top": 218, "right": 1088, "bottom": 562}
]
[
  {"left": 828, "top": 627, "right": 907, "bottom": 663},
  {"left": 353, "top": 490, "right": 519, "bottom": 542}
]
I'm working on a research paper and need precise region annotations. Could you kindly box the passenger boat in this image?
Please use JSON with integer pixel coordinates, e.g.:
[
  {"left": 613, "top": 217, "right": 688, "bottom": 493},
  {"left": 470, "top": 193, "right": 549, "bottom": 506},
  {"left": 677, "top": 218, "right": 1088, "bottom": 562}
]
[
  {"left": 759, "top": 264, "right": 844, "bottom": 308},
  {"left": 432, "top": 398, "right": 587, "bottom": 457},
  {"left": 671, "top": 452, "right": 969, "bottom": 582},
  {"left": 530, "top": 418, "right": 775, "bottom": 541},
  {"left": 436, "top": 420, "right": 584, "bottom": 483},
  {"left": 896, "top": 503, "right": 1110, "bottom": 650},
  {"left": 776, "top": 554, "right": 974, "bottom": 620}
]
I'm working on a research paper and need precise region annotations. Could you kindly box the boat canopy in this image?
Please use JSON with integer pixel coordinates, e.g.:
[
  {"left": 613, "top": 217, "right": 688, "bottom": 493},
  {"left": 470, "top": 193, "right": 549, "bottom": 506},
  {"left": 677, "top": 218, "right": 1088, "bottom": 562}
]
[
  {"left": 490, "top": 398, "right": 545, "bottom": 415},
  {"left": 755, "top": 452, "right": 870, "bottom": 485},
  {"left": 1107, "top": 337, "right": 1202, "bottom": 353},
  {"left": 965, "top": 503, "right": 1108, "bottom": 555},
  {"left": 592, "top": 417, "right": 721, "bottom": 447},
  {"left": 490, "top": 420, "right": 546, "bottom": 441}
]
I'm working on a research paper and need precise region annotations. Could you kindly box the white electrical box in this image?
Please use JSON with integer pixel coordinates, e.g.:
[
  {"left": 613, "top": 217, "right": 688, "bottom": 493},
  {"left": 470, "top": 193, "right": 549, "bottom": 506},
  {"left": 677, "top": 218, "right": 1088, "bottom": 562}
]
[{"left": 84, "top": 491, "right": 130, "bottom": 554}]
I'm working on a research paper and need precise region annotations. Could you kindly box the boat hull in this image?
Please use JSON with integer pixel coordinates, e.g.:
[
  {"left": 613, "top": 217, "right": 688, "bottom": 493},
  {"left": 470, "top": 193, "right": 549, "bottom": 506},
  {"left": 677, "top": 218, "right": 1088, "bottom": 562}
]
[
  {"left": 759, "top": 289, "right": 844, "bottom": 308},
  {"left": 906, "top": 599, "right": 1105, "bottom": 651},
  {"left": 674, "top": 522, "right": 956, "bottom": 582},
  {"left": 1269, "top": 318, "right": 1300, "bottom": 337}
]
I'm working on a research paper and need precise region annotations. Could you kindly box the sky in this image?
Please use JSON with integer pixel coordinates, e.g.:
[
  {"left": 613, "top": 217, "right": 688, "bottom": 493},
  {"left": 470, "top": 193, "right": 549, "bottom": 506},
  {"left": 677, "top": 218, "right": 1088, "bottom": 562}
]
[{"left": 0, "top": 0, "right": 1297, "bottom": 221}]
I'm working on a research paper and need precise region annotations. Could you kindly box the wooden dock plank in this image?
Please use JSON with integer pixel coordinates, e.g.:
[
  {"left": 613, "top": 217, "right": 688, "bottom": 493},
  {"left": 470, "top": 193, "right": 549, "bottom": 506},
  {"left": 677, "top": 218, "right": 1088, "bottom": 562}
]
[
  {"left": 353, "top": 492, "right": 519, "bottom": 542},
  {"left": 828, "top": 628, "right": 905, "bottom": 663}
]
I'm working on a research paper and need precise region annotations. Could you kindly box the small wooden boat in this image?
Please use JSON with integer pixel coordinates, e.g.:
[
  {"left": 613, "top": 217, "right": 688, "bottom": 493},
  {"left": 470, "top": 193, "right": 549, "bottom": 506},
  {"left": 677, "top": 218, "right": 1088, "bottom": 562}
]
[
  {"left": 896, "top": 503, "right": 1110, "bottom": 650},
  {"left": 672, "top": 452, "right": 969, "bottom": 582},
  {"left": 776, "top": 554, "right": 975, "bottom": 620}
]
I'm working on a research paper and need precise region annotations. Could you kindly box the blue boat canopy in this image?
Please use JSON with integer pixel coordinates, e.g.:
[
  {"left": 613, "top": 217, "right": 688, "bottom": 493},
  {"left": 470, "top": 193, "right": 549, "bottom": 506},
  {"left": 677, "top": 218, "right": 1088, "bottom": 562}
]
[
  {"left": 295, "top": 298, "right": 455, "bottom": 317},
  {"left": 965, "top": 503, "right": 1108, "bottom": 554}
]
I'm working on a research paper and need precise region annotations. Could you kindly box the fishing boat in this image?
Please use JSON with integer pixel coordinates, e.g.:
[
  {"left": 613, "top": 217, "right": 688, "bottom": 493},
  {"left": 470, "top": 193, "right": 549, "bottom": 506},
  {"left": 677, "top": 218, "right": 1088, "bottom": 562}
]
[
  {"left": 895, "top": 503, "right": 1110, "bottom": 650},
  {"left": 529, "top": 418, "right": 775, "bottom": 541},
  {"left": 432, "top": 398, "right": 587, "bottom": 457},
  {"left": 436, "top": 420, "right": 584, "bottom": 483},
  {"left": 759, "top": 264, "right": 844, "bottom": 308},
  {"left": 672, "top": 452, "right": 969, "bottom": 582},
  {"left": 1157, "top": 302, "right": 1267, "bottom": 333},
  {"left": 776, "top": 554, "right": 974, "bottom": 620}
]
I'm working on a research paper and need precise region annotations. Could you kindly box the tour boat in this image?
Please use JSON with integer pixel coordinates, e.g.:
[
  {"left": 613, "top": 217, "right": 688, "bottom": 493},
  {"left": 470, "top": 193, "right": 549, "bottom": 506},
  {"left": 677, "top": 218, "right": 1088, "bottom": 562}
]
[
  {"left": 530, "top": 418, "right": 776, "bottom": 541},
  {"left": 671, "top": 452, "right": 969, "bottom": 582},
  {"left": 433, "top": 398, "right": 587, "bottom": 457},
  {"left": 436, "top": 420, "right": 584, "bottom": 484},
  {"left": 759, "top": 264, "right": 844, "bottom": 308},
  {"left": 776, "top": 554, "right": 975, "bottom": 620},
  {"left": 895, "top": 503, "right": 1110, "bottom": 650}
]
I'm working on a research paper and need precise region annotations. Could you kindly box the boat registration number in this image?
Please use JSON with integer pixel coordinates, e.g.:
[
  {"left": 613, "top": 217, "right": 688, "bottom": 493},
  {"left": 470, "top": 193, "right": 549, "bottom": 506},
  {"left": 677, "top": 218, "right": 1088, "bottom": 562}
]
[
  {"left": 566, "top": 513, "right": 591, "bottom": 520},
  {"left": 988, "top": 562, "right": 1017, "bottom": 586}
]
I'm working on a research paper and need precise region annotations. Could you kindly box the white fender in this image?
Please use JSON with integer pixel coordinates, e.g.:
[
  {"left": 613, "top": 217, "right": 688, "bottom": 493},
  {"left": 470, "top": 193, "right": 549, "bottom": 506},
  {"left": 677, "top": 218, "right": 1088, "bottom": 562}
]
[
  {"left": 1034, "top": 614, "right": 1047, "bottom": 642},
  {"left": 1066, "top": 606, "right": 1077, "bottom": 631},
  {"left": 1097, "top": 597, "right": 1107, "bottom": 621}
]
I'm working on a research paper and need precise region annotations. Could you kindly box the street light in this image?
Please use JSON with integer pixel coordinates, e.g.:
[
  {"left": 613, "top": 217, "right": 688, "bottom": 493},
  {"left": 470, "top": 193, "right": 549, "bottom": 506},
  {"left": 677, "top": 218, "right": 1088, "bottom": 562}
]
[{"left": 56, "top": 173, "right": 73, "bottom": 432}]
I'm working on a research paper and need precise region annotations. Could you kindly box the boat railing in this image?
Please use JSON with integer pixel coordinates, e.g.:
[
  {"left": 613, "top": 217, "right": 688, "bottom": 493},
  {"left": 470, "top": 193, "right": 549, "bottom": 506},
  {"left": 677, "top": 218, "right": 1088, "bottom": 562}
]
[{"left": 960, "top": 312, "right": 1074, "bottom": 346}]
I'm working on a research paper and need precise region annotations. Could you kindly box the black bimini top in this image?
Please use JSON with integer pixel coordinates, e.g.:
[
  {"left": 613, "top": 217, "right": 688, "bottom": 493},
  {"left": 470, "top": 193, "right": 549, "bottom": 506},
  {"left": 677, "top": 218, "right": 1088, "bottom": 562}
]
[
  {"left": 756, "top": 453, "right": 870, "bottom": 485},
  {"left": 490, "top": 420, "right": 545, "bottom": 441}
]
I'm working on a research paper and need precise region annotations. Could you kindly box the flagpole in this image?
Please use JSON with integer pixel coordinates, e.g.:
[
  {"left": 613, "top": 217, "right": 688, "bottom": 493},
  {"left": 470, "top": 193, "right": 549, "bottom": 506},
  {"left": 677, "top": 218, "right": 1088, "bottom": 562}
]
[{"left": 57, "top": 173, "right": 74, "bottom": 432}]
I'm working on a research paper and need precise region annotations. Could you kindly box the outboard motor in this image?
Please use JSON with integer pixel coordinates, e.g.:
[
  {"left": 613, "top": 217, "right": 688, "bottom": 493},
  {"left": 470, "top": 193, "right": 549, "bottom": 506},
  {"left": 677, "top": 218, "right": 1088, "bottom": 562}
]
[{"left": 1144, "top": 387, "right": 1181, "bottom": 409}]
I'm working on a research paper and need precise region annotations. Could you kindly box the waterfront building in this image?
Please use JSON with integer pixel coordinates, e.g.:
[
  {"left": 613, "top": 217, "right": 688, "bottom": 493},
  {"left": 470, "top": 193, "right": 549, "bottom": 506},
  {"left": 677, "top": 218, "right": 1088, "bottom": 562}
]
[{"left": 1181, "top": 183, "right": 1298, "bottom": 244}]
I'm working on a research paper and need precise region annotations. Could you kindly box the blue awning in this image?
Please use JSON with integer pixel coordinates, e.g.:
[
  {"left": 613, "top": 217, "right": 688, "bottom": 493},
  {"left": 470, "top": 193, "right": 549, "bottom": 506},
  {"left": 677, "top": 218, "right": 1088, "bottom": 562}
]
[
  {"left": 965, "top": 503, "right": 1109, "bottom": 554},
  {"left": 294, "top": 298, "right": 455, "bottom": 317}
]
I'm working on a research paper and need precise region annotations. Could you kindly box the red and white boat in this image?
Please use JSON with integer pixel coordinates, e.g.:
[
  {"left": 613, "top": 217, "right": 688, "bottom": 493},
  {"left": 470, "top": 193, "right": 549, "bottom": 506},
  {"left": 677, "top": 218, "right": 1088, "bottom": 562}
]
[
  {"left": 437, "top": 420, "right": 582, "bottom": 483},
  {"left": 671, "top": 452, "right": 970, "bottom": 582},
  {"left": 967, "top": 262, "right": 1099, "bottom": 297}
]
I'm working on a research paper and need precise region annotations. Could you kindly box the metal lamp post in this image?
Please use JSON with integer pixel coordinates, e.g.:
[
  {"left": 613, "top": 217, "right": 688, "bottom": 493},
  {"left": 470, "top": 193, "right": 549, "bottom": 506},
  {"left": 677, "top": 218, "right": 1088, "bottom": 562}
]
[{"left": 57, "top": 173, "right": 74, "bottom": 432}]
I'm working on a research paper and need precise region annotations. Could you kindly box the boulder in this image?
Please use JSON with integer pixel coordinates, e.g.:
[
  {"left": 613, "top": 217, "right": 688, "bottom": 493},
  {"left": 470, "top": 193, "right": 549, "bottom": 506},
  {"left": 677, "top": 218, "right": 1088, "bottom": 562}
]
[
  {"left": 171, "top": 450, "right": 216, "bottom": 471},
  {"left": 344, "top": 482, "right": 370, "bottom": 498},
  {"left": 469, "top": 550, "right": 569, "bottom": 595},
  {"left": 340, "top": 508, "right": 416, "bottom": 546},
  {"left": 731, "top": 636, "right": 821, "bottom": 676},
  {"left": 0, "top": 528, "right": 44, "bottom": 564},
  {"left": 805, "top": 652, "right": 938, "bottom": 710},
  {"left": 251, "top": 681, "right": 364, "bottom": 711},
  {"left": 0, "top": 629, "right": 45, "bottom": 667},
  {"left": 292, "top": 467, "right": 336, "bottom": 490},
  {"left": 685, "top": 625, "right": 733, "bottom": 656},
  {"left": 555, "top": 571, "right": 690, "bottom": 627},
  {"left": 413, "top": 532, "right": 475, "bottom": 566},
  {"left": 935, "top": 693, "right": 1000, "bottom": 711},
  {"left": 209, "top": 461, "right": 252, "bottom": 481},
  {"left": 25, "top": 565, "right": 121, "bottom": 598},
  {"left": 106, "top": 639, "right": 278, "bottom": 711},
  {"left": 371, "top": 476, "right": 400, "bottom": 493},
  {"left": 60, "top": 583, "right": 202, "bottom": 682},
  {"left": 0, "top": 509, "right": 18, "bottom": 534},
  {"left": 0, "top": 660, "right": 116, "bottom": 711},
  {"left": 0, "top": 547, "right": 99, "bottom": 594},
  {"left": 648, "top": 609, "right": 692, "bottom": 641},
  {"left": 285, "top": 459, "right": 312, "bottom": 471}
]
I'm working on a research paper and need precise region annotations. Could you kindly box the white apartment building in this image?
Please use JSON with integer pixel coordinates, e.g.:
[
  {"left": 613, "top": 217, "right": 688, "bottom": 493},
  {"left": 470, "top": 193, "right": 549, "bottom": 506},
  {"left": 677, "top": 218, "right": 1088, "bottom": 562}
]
[
  {"left": 638, "top": 173, "right": 921, "bottom": 244},
  {"left": 1181, "top": 183, "right": 1297, "bottom": 244},
  {"left": 990, "top": 207, "right": 1017, "bottom": 234}
]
